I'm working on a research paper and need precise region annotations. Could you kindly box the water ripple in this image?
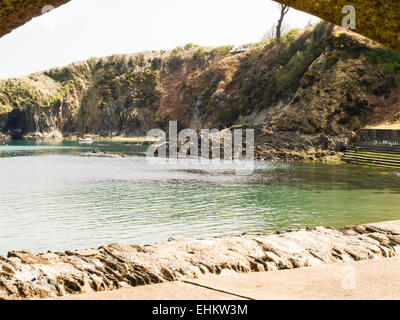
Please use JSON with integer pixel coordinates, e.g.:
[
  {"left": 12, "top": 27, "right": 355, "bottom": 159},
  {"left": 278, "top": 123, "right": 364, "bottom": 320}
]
[{"left": 0, "top": 143, "right": 400, "bottom": 254}]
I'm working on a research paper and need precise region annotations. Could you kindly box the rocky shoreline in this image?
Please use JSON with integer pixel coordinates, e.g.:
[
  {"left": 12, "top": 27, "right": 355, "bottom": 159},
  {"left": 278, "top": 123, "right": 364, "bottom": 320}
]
[
  {"left": 254, "top": 131, "right": 351, "bottom": 161},
  {"left": 0, "top": 133, "right": 348, "bottom": 162},
  {"left": 1, "top": 220, "right": 400, "bottom": 300}
]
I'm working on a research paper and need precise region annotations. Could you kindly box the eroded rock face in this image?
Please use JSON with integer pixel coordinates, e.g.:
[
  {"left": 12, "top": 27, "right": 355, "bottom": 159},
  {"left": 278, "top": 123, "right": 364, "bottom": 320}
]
[{"left": 1, "top": 221, "right": 400, "bottom": 300}]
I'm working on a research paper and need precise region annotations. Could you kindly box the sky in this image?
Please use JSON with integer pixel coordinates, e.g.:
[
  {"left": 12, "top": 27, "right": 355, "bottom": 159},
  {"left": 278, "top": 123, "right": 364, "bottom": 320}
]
[{"left": 0, "top": 0, "right": 319, "bottom": 80}]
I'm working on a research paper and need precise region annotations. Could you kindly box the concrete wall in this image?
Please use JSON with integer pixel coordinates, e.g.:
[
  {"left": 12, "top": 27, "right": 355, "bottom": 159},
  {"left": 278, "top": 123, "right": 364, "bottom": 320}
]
[{"left": 356, "top": 129, "right": 400, "bottom": 144}]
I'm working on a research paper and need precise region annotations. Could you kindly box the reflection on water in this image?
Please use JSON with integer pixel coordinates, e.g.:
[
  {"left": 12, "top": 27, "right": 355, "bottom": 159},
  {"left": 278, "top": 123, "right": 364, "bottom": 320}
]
[
  {"left": 0, "top": 141, "right": 399, "bottom": 255},
  {"left": 0, "top": 140, "right": 148, "bottom": 158}
]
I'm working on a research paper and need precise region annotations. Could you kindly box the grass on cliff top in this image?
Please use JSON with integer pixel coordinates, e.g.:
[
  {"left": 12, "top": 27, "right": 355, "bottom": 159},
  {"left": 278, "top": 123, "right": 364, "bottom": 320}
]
[{"left": 0, "top": 75, "right": 72, "bottom": 112}]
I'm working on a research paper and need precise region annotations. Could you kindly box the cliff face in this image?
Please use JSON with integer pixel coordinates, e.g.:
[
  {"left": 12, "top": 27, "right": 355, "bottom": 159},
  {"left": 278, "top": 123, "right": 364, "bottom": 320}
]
[{"left": 1, "top": 22, "right": 400, "bottom": 158}]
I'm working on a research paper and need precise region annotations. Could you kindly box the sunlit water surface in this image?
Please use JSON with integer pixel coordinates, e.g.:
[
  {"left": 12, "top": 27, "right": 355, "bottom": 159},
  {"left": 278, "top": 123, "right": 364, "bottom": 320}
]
[{"left": 1, "top": 140, "right": 400, "bottom": 255}]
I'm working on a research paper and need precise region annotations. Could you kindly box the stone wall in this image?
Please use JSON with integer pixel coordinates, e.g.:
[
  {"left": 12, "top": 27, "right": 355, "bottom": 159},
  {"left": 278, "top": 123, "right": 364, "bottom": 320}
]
[{"left": 356, "top": 129, "right": 400, "bottom": 144}]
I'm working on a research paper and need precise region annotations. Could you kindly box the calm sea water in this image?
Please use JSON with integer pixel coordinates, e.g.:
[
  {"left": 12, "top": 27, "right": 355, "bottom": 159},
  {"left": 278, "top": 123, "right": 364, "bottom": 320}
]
[{"left": 1, "top": 140, "right": 400, "bottom": 255}]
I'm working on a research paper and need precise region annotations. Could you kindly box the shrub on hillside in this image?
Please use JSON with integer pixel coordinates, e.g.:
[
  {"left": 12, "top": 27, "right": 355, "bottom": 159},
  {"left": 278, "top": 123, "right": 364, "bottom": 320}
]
[
  {"left": 210, "top": 45, "right": 233, "bottom": 60},
  {"left": 275, "top": 51, "right": 307, "bottom": 90},
  {"left": 184, "top": 43, "right": 198, "bottom": 50},
  {"left": 45, "top": 67, "right": 71, "bottom": 83},
  {"left": 150, "top": 58, "right": 162, "bottom": 70},
  {"left": 274, "top": 22, "right": 330, "bottom": 91},
  {"left": 193, "top": 47, "right": 209, "bottom": 64},
  {"left": 363, "top": 48, "right": 400, "bottom": 74},
  {"left": 167, "top": 55, "right": 184, "bottom": 72}
]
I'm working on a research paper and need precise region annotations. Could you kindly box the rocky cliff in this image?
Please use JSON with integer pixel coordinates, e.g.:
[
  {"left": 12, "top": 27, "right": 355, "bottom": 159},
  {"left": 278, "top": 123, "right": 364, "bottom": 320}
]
[{"left": 1, "top": 22, "right": 400, "bottom": 159}]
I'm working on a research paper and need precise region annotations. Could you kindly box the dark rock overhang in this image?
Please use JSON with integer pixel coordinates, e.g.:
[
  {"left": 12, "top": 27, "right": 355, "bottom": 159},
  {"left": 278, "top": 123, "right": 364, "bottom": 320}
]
[
  {"left": 0, "top": 0, "right": 69, "bottom": 38},
  {"left": 0, "top": 0, "right": 399, "bottom": 52},
  {"left": 276, "top": 0, "right": 400, "bottom": 52}
]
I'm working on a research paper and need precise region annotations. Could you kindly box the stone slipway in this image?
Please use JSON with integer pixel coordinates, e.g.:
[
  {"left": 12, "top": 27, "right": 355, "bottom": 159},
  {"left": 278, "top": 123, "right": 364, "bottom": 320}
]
[
  {"left": 58, "top": 256, "right": 400, "bottom": 300},
  {"left": 1, "top": 220, "right": 400, "bottom": 300}
]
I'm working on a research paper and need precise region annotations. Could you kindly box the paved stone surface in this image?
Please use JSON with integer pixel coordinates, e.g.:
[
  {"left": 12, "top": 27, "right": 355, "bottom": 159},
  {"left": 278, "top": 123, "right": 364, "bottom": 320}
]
[
  {"left": 55, "top": 281, "right": 245, "bottom": 300},
  {"left": 2, "top": 220, "right": 400, "bottom": 299},
  {"left": 56, "top": 257, "right": 400, "bottom": 300},
  {"left": 185, "top": 256, "right": 400, "bottom": 300}
]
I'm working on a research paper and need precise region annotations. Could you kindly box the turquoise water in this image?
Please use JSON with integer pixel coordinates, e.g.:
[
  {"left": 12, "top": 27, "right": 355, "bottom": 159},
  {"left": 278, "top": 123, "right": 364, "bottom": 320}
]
[
  {"left": 1, "top": 141, "right": 400, "bottom": 255},
  {"left": 0, "top": 140, "right": 148, "bottom": 157}
]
